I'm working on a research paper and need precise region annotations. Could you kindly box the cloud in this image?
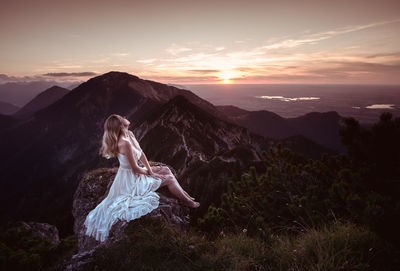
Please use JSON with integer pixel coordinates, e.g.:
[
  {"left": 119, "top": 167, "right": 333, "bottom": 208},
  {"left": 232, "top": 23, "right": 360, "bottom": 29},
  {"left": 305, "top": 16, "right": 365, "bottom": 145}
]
[
  {"left": 0, "top": 74, "right": 10, "bottom": 81},
  {"left": 365, "top": 52, "right": 400, "bottom": 60},
  {"left": 137, "top": 59, "right": 156, "bottom": 64},
  {"left": 187, "top": 69, "right": 220, "bottom": 74},
  {"left": 53, "top": 65, "right": 82, "bottom": 69},
  {"left": 165, "top": 43, "right": 193, "bottom": 55},
  {"left": 89, "top": 58, "right": 110, "bottom": 64},
  {"left": 259, "top": 19, "right": 400, "bottom": 50},
  {"left": 307, "top": 61, "right": 400, "bottom": 76},
  {"left": 142, "top": 75, "right": 219, "bottom": 84},
  {"left": 233, "top": 60, "right": 400, "bottom": 83},
  {"left": 0, "top": 74, "right": 46, "bottom": 83},
  {"left": 112, "top": 53, "right": 130, "bottom": 57},
  {"left": 43, "top": 72, "right": 97, "bottom": 77}
]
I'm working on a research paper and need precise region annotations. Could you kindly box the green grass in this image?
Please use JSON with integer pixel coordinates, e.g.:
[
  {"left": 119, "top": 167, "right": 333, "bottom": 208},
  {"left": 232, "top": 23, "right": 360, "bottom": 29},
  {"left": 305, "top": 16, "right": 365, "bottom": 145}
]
[{"left": 80, "top": 217, "right": 397, "bottom": 271}]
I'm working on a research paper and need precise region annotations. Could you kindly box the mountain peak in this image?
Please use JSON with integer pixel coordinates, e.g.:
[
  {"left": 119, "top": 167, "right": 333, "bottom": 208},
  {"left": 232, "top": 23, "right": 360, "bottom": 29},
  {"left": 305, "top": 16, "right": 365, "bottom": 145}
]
[
  {"left": 90, "top": 71, "right": 141, "bottom": 82},
  {"left": 14, "top": 85, "right": 69, "bottom": 119},
  {"left": 33, "top": 71, "right": 227, "bottom": 123},
  {"left": 46, "top": 85, "right": 68, "bottom": 91}
]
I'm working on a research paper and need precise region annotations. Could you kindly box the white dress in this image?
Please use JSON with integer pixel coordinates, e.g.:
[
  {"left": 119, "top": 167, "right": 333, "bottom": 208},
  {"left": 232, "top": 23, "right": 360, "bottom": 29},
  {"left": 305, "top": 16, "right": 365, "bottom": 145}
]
[{"left": 83, "top": 141, "right": 162, "bottom": 242}]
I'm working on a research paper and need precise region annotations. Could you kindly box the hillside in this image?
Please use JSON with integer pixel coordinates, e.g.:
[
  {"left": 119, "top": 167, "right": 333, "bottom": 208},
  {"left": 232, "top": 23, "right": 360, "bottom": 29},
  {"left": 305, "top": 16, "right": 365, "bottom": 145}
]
[
  {"left": 0, "top": 100, "right": 20, "bottom": 115},
  {"left": 217, "top": 105, "right": 346, "bottom": 152},
  {"left": 13, "top": 85, "right": 70, "bottom": 119}
]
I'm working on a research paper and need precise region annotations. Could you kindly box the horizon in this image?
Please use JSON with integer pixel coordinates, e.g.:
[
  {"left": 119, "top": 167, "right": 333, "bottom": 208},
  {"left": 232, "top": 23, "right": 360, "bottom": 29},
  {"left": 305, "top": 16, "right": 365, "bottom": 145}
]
[
  {"left": 4, "top": 70, "right": 400, "bottom": 87},
  {"left": 1, "top": 0, "right": 400, "bottom": 85}
]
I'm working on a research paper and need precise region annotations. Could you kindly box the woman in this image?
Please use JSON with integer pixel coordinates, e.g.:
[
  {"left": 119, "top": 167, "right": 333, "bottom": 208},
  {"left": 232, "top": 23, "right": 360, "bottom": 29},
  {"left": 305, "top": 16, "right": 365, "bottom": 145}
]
[{"left": 84, "top": 114, "right": 200, "bottom": 242}]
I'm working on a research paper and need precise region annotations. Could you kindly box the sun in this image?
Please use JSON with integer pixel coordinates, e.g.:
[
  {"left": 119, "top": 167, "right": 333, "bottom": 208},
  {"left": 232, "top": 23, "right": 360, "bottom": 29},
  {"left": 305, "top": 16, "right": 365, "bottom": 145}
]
[{"left": 218, "top": 70, "right": 236, "bottom": 84}]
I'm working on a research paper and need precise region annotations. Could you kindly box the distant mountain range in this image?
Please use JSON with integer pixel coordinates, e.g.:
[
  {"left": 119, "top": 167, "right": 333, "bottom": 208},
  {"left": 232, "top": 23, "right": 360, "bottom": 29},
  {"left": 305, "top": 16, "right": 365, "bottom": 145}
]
[
  {"left": 0, "top": 80, "right": 77, "bottom": 107},
  {"left": 0, "top": 71, "right": 338, "bottom": 235},
  {"left": 217, "top": 105, "right": 345, "bottom": 152},
  {"left": 13, "top": 86, "right": 70, "bottom": 119},
  {"left": 0, "top": 100, "right": 20, "bottom": 114}
]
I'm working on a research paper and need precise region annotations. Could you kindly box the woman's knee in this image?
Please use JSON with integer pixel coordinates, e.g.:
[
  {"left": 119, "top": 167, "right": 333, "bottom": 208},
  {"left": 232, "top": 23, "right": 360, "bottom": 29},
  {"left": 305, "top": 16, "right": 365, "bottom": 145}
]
[
  {"left": 164, "top": 166, "right": 174, "bottom": 176},
  {"left": 157, "top": 166, "right": 173, "bottom": 176},
  {"left": 152, "top": 165, "right": 163, "bottom": 173}
]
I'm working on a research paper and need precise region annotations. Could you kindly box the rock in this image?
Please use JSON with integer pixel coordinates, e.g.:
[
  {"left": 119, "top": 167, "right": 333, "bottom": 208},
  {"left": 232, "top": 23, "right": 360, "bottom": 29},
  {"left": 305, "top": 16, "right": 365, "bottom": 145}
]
[
  {"left": 20, "top": 221, "right": 60, "bottom": 245},
  {"left": 72, "top": 162, "right": 190, "bottom": 254},
  {"left": 58, "top": 248, "right": 96, "bottom": 271},
  {"left": 59, "top": 162, "right": 190, "bottom": 270}
]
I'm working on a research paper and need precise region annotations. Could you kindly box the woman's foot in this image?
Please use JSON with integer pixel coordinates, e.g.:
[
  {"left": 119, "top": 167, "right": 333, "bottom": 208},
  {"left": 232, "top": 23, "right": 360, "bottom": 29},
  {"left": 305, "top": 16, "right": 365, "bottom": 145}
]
[
  {"left": 181, "top": 199, "right": 200, "bottom": 208},
  {"left": 183, "top": 190, "right": 195, "bottom": 200}
]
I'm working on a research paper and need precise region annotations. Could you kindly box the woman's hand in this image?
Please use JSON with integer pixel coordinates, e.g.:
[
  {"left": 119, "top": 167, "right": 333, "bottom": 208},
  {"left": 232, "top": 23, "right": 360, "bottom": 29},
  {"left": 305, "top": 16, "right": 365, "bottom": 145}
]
[
  {"left": 128, "top": 130, "right": 136, "bottom": 141},
  {"left": 148, "top": 171, "right": 164, "bottom": 181},
  {"left": 145, "top": 168, "right": 156, "bottom": 177},
  {"left": 121, "top": 127, "right": 129, "bottom": 138}
]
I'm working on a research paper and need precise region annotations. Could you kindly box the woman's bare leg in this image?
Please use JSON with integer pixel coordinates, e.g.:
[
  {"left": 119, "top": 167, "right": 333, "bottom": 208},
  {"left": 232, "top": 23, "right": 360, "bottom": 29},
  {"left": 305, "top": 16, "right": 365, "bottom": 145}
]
[
  {"left": 153, "top": 165, "right": 199, "bottom": 208},
  {"left": 164, "top": 178, "right": 199, "bottom": 208}
]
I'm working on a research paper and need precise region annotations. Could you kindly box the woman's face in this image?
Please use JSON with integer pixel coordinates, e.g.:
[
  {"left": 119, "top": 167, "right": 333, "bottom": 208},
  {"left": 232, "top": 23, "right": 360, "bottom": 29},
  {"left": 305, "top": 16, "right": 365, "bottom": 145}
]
[{"left": 120, "top": 117, "right": 130, "bottom": 131}]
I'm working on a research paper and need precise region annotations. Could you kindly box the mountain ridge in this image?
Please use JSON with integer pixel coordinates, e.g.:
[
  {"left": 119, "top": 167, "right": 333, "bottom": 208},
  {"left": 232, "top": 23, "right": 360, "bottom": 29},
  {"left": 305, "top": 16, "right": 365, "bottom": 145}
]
[
  {"left": 216, "top": 104, "right": 345, "bottom": 152},
  {"left": 13, "top": 85, "right": 70, "bottom": 119},
  {"left": 0, "top": 100, "right": 20, "bottom": 115}
]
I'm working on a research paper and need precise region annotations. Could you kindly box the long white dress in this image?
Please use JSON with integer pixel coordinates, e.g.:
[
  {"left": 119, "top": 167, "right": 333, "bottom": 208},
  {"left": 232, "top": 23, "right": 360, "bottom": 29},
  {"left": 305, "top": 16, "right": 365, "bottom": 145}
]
[{"left": 83, "top": 142, "right": 163, "bottom": 242}]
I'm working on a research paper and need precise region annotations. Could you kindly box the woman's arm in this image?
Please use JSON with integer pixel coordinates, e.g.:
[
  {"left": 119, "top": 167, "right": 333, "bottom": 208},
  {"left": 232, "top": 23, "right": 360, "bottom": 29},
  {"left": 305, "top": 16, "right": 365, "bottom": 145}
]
[
  {"left": 128, "top": 131, "right": 153, "bottom": 174},
  {"left": 126, "top": 131, "right": 166, "bottom": 181},
  {"left": 128, "top": 131, "right": 142, "bottom": 151},
  {"left": 120, "top": 140, "right": 149, "bottom": 176},
  {"left": 139, "top": 151, "right": 153, "bottom": 174}
]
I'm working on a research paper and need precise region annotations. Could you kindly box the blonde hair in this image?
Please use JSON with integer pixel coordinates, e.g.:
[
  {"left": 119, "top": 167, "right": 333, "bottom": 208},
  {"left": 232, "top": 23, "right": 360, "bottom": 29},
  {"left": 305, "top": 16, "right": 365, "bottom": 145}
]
[{"left": 99, "top": 114, "right": 125, "bottom": 159}]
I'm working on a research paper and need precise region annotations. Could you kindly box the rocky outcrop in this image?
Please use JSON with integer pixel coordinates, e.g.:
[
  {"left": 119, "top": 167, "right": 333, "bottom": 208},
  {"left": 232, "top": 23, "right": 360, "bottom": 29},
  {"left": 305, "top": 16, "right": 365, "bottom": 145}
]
[
  {"left": 59, "top": 162, "right": 190, "bottom": 270},
  {"left": 72, "top": 161, "right": 190, "bottom": 254}
]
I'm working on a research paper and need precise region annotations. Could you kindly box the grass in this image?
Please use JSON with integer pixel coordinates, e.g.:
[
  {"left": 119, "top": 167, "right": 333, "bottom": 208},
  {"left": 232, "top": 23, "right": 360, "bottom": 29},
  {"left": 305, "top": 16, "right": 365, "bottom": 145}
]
[{"left": 79, "top": 216, "right": 397, "bottom": 271}]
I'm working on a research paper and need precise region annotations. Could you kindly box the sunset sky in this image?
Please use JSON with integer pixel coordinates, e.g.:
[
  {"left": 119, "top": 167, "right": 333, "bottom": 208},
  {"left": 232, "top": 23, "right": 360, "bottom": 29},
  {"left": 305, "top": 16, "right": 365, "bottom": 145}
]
[{"left": 1, "top": 0, "right": 400, "bottom": 84}]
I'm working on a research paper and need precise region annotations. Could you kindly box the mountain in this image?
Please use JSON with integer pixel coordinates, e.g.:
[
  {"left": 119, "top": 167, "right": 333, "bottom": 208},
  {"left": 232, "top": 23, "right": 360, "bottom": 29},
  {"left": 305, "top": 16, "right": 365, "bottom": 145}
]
[
  {"left": 217, "top": 105, "right": 346, "bottom": 153},
  {"left": 0, "top": 71, "right": 334, "bottom": 236},
  {"left": 13, "top": 86, "right": 70, "bottom": 119},
  {"left": 134, "top": 94, "right": 271, "bottom": 173},
  {"left": 166, "top": 83, "right": 188, "bottom": 89},
  {"left": 0, "top": 81, "right": 62, "bottom": 106},
  {"left": 67, "top": 82, "right": 83, "bottom": 90},
  {"left": 286, "top": 111, "right": 345, "bottom": 152},
  {"left": 0, "top": 100, "right": 20, "bottom": 115},
  {"left": 0, "top": 80, "right": 81, "bottom": 107},
  {"left": 133, "top": 94, "right": 335, "bottom": 219},
  {"left": 0, "top": 114, "right": 19, "bottom": 131},
  {"left": 31, "top": 71, "right": 228, "bottom": 123}
]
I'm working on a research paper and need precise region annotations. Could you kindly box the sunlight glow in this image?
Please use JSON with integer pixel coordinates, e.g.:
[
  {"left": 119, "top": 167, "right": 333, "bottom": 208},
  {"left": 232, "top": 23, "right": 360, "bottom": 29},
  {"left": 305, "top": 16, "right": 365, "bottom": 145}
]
[{"left": 218, "top": 70, "right": 238, "bottom": 84}]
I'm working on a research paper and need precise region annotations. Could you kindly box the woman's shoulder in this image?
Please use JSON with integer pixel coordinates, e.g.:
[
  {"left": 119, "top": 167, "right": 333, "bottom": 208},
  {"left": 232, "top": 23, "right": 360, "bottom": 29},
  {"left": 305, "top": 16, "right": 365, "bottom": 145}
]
[
  {"left": 117, "top": 136, "right": 130, "bottom": 146},
  {"left": 117, "top": 137, "right": 132, "bottom": 154}
]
